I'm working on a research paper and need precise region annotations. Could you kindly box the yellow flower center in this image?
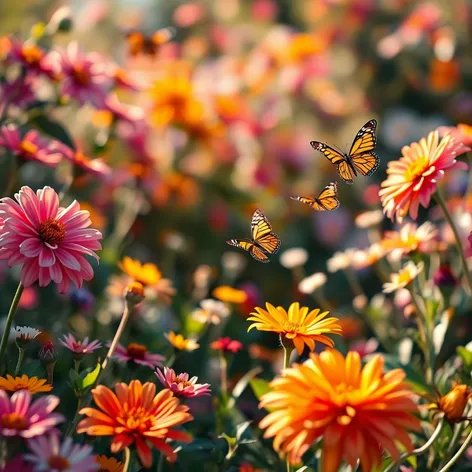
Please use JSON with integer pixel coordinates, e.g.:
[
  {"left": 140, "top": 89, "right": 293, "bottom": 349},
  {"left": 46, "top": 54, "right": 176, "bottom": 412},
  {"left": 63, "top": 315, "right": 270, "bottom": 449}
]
[
  {"left": 72, "top": 65, "right": 90, "bottom": 85},
  {"left": 396, "top": 270, "right": 413, "bottom": 285},
  {"left": 120, "top": 405, "right": 153, "bottom": 432},
  {"left": 282, "top": 321, "right": 303, "bottom": 334},
  {"left": 19, "top": 140, "right": 38, "bottom": 156},
  {"left": 48, "top": 456, "right": 70, "bottom": 470},
  {"left": 1, "top": 412, "right": 28, "bottom": 430},
  {"left": 22, "top": 44, "right": 43, "bottom": 64},
  {"left": 175, "top": 376, "right": 193, "bottom": 388},
  {"left": 404, "top": 155, "right": 430, "bottom": 182},
  {"left": 74, "top": 152, "right": 92, "bottom": 165},
  {"left": 38, "top": 218, "right": 66, "bottom": 245},
  {"left": 127, "top": 343, "right": 147, "bottom": 360}
]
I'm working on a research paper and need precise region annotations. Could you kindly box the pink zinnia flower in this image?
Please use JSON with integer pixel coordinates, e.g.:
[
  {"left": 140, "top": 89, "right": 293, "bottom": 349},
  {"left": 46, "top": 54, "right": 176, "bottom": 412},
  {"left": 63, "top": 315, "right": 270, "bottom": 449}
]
[
  {"left": 350, "top": 338, "right": 379, "bottom": 359},
  {"left": 109, "top": 342, "right": 164, "bottom": 369},
  {"left": 0, "top": 77, "right": 36, "bottom": 109},
  {"left": 379, "top": 131, "right": 470, "bottom": 222},
  {"left": 45, "top": 42, "right": 112, "bottom": 107},
  {"left": 438, "top": 123, "right": 472, "bottom": 146},
  {"left": 0, "top": 389, "right": 64, "bottom": 438},
  {"left": 25, "top": 434, "right": 98, "bottom": 472},
  {"left": 0, "top": 456, "right": 34, "bottom": 472},
  {"left": 7, "top": 38, "right": 54, "bottom": 77},
  {"left": 0, "top": 125, "right": 61, "bottom": 167},
  {"left": 210, "top": 337, "right": 243, "bottom": 353},
  {"left": 0, "top": 186, "right": 102, "bottom": 293},
  {"left": 59, "top": 333, "right": 102, "bottom": 355},
  {"left": 49, "top": 142, "right": 112, "bottom": 181},
  {"left": 156, "top": 367, "right": 211, "bottom": 398}
]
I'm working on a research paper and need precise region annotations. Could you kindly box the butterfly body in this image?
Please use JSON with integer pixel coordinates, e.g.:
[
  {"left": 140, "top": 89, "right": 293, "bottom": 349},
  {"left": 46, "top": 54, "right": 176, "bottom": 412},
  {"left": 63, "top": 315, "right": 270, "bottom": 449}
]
[
  {"left": 126, "top": 28, "right": 175, "bottom": 57},
  {"left": 290, "top": 182, "right": 340, "bottom": 211},
  {"left": 310, "top": 119, "right": 379, "bottom": 184},
  {"left": 226, "top": 210, "right": 281, "bottom": 263}
]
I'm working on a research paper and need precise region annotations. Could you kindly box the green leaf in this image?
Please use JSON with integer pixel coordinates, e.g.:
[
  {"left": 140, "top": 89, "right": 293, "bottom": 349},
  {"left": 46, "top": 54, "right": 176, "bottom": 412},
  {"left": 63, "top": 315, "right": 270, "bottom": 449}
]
[
  {"left": 235, "top": 421, "right": 252, "bottom": 440},
  {"left": 218, "top": 433, "right": 237, "bottom": 448},
  {"left": 457, "top": 346, "right": 472, "bottom": 369},
  {"left": 21, "top": 360, "right": 43, "bottom": 377},
  {"left": 295, "top": 467, "right": 309, "bottom": 472},
  {"left": 81, "top": 363, "right": 101, "bottom": 390},
  {"left": 29, "top": 114, "right": 75, "bottom": 149},
  {"left": 249, "top": 378, "right": 271, "bottom": 400},
  {"left": 229, "top": 367, "right": 262, "bottom": 407}
]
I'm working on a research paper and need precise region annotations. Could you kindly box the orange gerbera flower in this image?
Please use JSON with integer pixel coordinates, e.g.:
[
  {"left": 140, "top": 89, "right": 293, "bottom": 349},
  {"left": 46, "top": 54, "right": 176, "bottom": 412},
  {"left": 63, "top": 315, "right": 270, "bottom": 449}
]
[
  {"left": 247, "top": 302, "right": 342, "bottom": 355},
  {"left": 213, "top": 286, "right": 247, "bottom": 304},
  {"left": 165, "top": 331, "right": 199, "bottom": 351},
  {"left": 77, "top": 380, "right": 193, "bottom": 468},
  {"left": 259, "top": 350, "right": 421, "bottom": 471},
  {"left": 0, "top": 374, "right": 52, "bottom": 394},
  {"left": 118, "top": 257, "right": 161, "bottom": 286},
  {"left": 379, "top": 130, "right": 470, "bottom": 222},
  {"left": 95, "top": 455, "right": 123, "bottom": 472}
]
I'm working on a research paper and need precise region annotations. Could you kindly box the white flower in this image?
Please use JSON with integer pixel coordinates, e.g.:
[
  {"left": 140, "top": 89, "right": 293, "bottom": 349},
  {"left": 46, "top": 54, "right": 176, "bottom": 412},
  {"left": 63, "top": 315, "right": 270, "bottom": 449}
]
[
  {"left": 11, "top": 326, "right": 41, "bottom": 341},
  {"left": 222, "top": 251, "right": 247, "bottom": 276},
  {"left": 382, "top": 261, "right": 424, "bottom": 293},
  {"left": 192, "top": 299, "right": 230, "bottom": 325},
  {"left": 327, "top": 249, "right": 356, "bottom": 273},
  {"left": 298, "top": 273, "right": 326, "bottom": 294},
  {"left": 280, "top": 248, "right": 308, "bottom": 269},
  {"left": 354, "top": 210, "right": 384, "bottom": 228}
]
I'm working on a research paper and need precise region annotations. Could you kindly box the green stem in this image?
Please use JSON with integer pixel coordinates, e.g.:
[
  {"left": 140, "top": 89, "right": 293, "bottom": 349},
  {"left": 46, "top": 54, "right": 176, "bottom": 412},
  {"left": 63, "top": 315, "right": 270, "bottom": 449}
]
[
  {"left": 282, "top": 341, "right": 294, "bottom": 472},
  {"left": 157, "top": 452, "right": 164, "bottom": 472},
  {"left": 123, "top": 447, "right": 131, "bottom": 472},
  {"left": 220, "top": 353, "right": 228, "bottom": 396},
  {"left": 0, "top": 283, "right": 24, "bottom": 374},
  {"left": 435, "top": 190, "right": 472, "bottom": 295},
  {"left": 73, "top": 359, "right": 81, "bottom": 373},
  {"left": 383, "top": 417, "right": 445, "bottom": 472},
  {"left": 438, "top": 424, "right": 472, "bottom": 472},
  {"left": 14, "top": 348, "right": 25, "bottom": 376},
  {"left": 344, "top": 268, "right": 365, "bottom": 298}
]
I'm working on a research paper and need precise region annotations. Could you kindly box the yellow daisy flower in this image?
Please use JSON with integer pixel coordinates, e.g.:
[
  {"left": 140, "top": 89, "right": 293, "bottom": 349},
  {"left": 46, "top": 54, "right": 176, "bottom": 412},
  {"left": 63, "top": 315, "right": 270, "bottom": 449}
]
[
  {"left": 165, "top": 331, "right": 199, "bottom": 351},
  {"left": 0, "top": 374, "right": 52, "bottom": 394}
]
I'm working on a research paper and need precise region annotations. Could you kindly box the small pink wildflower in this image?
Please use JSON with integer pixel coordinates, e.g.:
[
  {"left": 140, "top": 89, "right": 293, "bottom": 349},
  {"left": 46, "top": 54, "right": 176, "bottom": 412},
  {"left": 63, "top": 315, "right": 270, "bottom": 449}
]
[
  {"left": 0, "top": 389, "right": 64, "bottom": 438},
  {"left": 350, "top": 338, "right": 379, "bottom": 359},
  {"left": 109, "top": 342, "right": 164, "bottom": 369},
  {"left": 0, "top": 186, "right": 102, "bottom": 293},
  {"left": 59, "top": 334, "right": 102, "bottom": 355},
  {"left": 7, "top": 38, "right": 54, "bottom": 77},
  {"left": 0, "top": 125, "right": 61, "bottom": 167},
  {"left": 156, "top": 367, "right": 211, "bottom": 398},
  {"left": 210, "top": 337, "right": 243, "bottom": 353},
  {"left": 25, "top": 434, "right": 99, "bottom": 472}
]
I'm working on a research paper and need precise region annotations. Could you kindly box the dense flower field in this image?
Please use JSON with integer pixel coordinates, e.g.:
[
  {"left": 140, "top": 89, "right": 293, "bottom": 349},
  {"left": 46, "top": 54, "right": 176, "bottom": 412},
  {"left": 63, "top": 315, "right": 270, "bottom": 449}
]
[{"left": 0, "top": 1, "right": 471, "bottom": 471}]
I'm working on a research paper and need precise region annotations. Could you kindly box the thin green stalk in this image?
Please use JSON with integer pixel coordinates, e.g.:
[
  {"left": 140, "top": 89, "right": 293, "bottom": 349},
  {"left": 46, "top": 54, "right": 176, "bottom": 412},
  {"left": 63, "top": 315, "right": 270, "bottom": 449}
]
[
  {"left": 220, "top": 353, "right": 228, "bottom": 396},
  {"left": 383, "top": 417, "right": 445, "bottom": 472},
  {"left": 439, "top": 424, "right": 472, "bottom": 472},
  {"left": 73, "top": 359, "right": 81, "bottom": 373},
  {"left": 282, "top": 341, "right": 294, "bottom": 472},
  {"left": 14, "top": 348, "right": 25, "bottom": 376},
  {"left": 435, "top": 190, "right": 472, "bottom": 295},
  {"left": 0, "top": 283, "right": 24, "bottom": 373},
  {"left": 157, "top": 452, "right": 164, "bottom": 472},
  {"left": 123, "top": 447, "right": 131, "bottom": 472},
  {"left": 344, "top": 268, "right": 365, "bottom": 298}
]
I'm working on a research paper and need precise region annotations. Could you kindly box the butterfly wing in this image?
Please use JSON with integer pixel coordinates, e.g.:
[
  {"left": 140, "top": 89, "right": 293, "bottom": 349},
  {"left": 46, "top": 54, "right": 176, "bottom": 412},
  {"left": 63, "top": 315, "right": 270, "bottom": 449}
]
[
  {"left": 317, "top": 182, "right": 340, "bottom": 210},
  {"left": 311, "top": 141, "right": 356, "bottom": 184},
  {"left": 151, "top": 27, "right": 176, "bottom": 46},
  {"left": 348, "top": 119, "right": 379, "bottom": 177},
  {"left": 251, "top": 209, "right": 281, "bottom": 255},
  {"left": 226, "top": 239, "right": 269, "bottom": 263}
]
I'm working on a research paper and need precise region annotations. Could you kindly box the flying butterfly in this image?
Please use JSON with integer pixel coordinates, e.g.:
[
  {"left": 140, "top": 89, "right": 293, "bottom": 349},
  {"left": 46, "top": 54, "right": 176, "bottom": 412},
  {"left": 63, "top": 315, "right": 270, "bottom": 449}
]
[
  {"left": 310, "top": 119, "right": 379, "bottom": 184},
  {"left": 226, "top": 209, "right": 281, "bottom": 263},
  {"left": 290, "top": 181, "right": 340, "bottom": 211},
  {"left": 125, "top": 27, "right": 176, "bottom": 57}
]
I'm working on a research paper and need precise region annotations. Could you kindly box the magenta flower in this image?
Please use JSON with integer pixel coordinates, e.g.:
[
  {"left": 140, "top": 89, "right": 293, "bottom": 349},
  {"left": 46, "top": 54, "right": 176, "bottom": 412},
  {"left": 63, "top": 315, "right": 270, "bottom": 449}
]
[
  {"left": 45, "top": 42, "right": 112, "bottom": 107},
  {"left": 49, "top": 142, "right": 112, "bottom": 181},
  {"left": 0, "top": 389, "right": 64, "bottom": 438},
  {"left": 210, "top": 337, "right": 243, "bottom": 353},
  {"left": 156, "top": 367, "right": 211, "bottom": 398},
  {"left": 25, "top": 434, "right": 98, "bottom": 472},
  {"left": 109, "top": 342, "right": 164, "bottom": 369},
  {"left": 0, "top": 186, "right": 102, "bottom": 293},
  {"left": 0, "top": 125, "right": 61, "bottom": 167},
  {"left": 350, "top": 338, "right": 379, "bottom": 359},
  {"left": 0, "top": 77, "right": 36, "bottom": 109},
  {"left": 59, "top": 333, "right": 102, "bottom": 355},
  {"left": 7, "top": 38, "right": 54, "bottom": 77},
  {"left": 0, "top": 456, "right": 34, "bottom": 472}
]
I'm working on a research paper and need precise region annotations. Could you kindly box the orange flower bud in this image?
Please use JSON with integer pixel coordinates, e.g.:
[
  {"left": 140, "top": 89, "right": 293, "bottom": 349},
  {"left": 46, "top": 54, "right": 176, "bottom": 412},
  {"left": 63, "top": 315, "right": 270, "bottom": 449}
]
[
  {"left": 439, "top": 383, "right": 471, "bottom": 422},
  {"left": 125, "top": 281, "right": 145, "bottom": 306}
]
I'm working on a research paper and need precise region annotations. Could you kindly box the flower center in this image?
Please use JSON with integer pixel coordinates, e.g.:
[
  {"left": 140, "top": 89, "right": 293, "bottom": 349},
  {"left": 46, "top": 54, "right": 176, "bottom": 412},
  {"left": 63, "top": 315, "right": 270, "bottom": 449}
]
[
  {"left": 72, "top": 64, "right": 90, "bottom": 85},
  {"left": 175, "top": 376, "right": 193, "bottom": 388},
  {"left": 74, "top": 151, "right": 91, "bottom": 165},
  {"left": 38, "top": 218, "right": 66, "bottom": 245},
  {"left": 336, "top": 404, "right": 357, "bottom": 426},
  {"left": 47, "top": 456, "right": 70, "bottom": 470},
  {"left": 19, "top": 140, "right": 38, "bottom": 157},
  {"left": 22, "top": 44, "right": 43, "bottom": 64},
  {"left": 122, "top": 406, "right": 153, "bottom": 432},
  {"left": 1, "top": 412, "right": 28, "bottom": 430},
  {"left": 396, "top": 270, "right": 413, "bottom": 285},
  {"left": 282, "top": 321, "right": 303, "bottom": 333},
  {"left": 404, "top": 155, "right": 429, "bottom": 182},
  {"left": 127, "top": 343, "right": 147, "bottom": 360},
  {"left": 72, "top": 341, "right": 83, "bottom": 351}
]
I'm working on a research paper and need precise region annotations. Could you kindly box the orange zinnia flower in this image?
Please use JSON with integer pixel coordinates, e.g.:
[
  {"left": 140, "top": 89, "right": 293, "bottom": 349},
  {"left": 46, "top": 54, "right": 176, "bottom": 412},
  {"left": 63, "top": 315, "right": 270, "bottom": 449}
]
[
  {"left": 118, "top": 257, "right": 161, "bottom": 286},
  {"left": 95, "top": 455, "right": 123, "bottom": 472},
  {"left": 247, "top": 302, "right": 341, "bottom": 355},
  {"left": 78, "top": 380, "right": 193, "bottom": 468},
  {"left": 259, "top": 350, "right": 421, "bottom": 471},
  {"left": 213, "top": 286, "right": 247, "bottom": 304},
  {"left": 379, "top": 130, "right": 470, "bottom": 222},
  {"left": 0, "top": 374, "right": 52, "bottom": 394}
]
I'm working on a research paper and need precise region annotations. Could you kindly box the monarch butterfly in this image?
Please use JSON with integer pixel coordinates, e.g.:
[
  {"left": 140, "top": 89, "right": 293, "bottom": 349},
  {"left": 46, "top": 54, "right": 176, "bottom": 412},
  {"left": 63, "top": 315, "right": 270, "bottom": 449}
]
[
  {"left": 125, "top": 27, "right": 175, "bottom": 57},
  {"left": 290, "top": 182, "right": 340, "bottom": 211},
  {"left": 311, "top": 119, "right": 379, "bottom": 184},
  {"left": 226, "top": 209, "right": 281, "bottom": 263}
]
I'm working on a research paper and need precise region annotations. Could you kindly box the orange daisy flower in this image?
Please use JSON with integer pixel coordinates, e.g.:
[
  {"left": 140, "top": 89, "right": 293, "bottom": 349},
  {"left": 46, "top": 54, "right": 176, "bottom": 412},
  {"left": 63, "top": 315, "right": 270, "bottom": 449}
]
[
  {"left": 165, "top": 331, "right": 199, "bottom": 351},
  {"left": 0, "top": 374, "right": 52, "bottom": 394},
  {"left": 259, "top": 350, "right": 421, "bottom": 470},
  {"left": 247, "top": 302, "right": 342, "bottom": 355},
  {"left": 118, "top": 257, "right": 162, "bottom": 286},
  {"left": 77, "top": 380, "right": 193, "bottom": 468},
  {"left": 95, "top": 455, "right": 123, "bottom": 472},
  {"left": 212, "top": 286, "right": 247, "bottom": 304},
  {"left": 379, "top": 130, "right": 470, "bottom": 222}
]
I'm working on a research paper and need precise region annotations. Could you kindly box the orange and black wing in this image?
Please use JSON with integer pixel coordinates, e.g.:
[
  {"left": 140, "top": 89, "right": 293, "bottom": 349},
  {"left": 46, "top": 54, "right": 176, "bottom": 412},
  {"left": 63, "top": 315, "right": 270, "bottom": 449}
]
[
  {"left": 226, "top": 239, "right": 270, "bottom": 263},
  {"left": 311, "top": 141, "right": 355, "bottom": 184},
  {"left": 251, "top": 209, "right": 281, "bottom": 255},
  {"left": 348, "top": 119, "right": 379, "bottom": 177},
  {"left": 291, "top": 182, "right": 340, "bottom": 211},
  {"left": 151, "top": 27, "right": 176, "bottom": 46},
  {"left": 126, "top": 31, "right": 147, "bottom": 56}
]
